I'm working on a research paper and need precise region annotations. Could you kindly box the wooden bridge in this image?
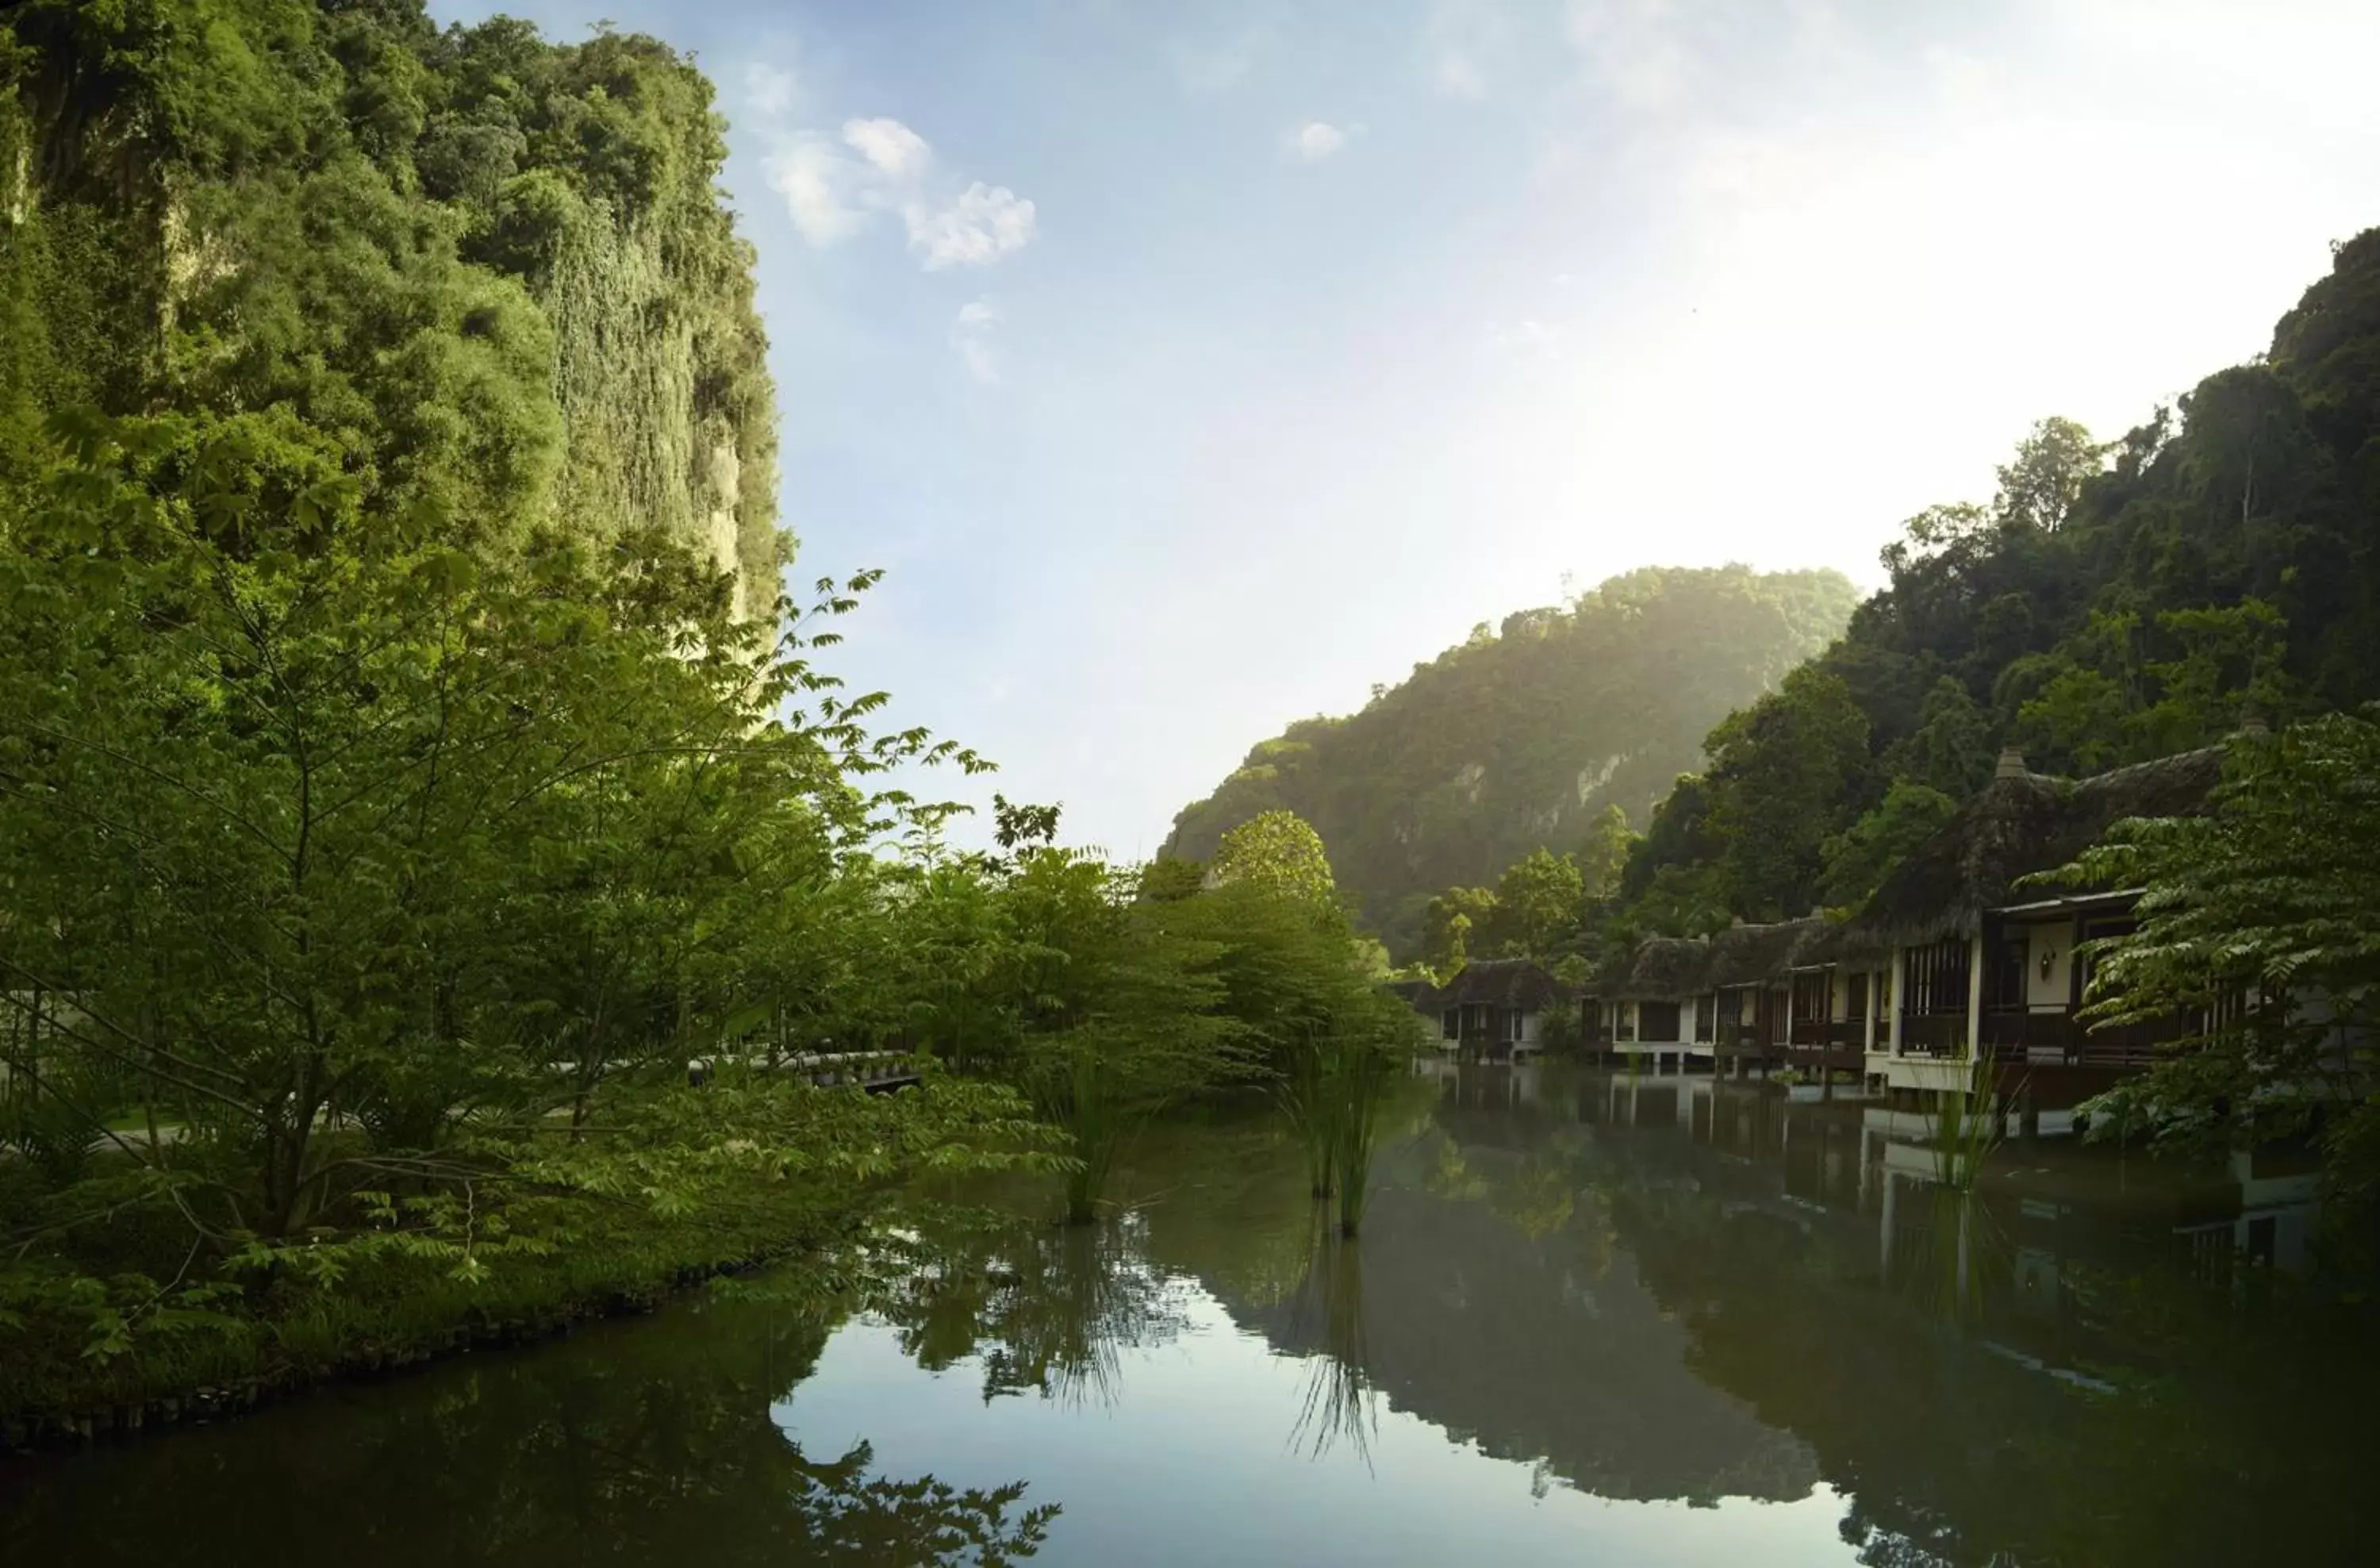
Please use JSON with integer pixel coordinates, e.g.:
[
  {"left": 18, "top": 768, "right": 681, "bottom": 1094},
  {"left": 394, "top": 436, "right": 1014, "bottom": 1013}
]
[{"left": 685, "top": 1050, "right": 924, "bottom": 1094}]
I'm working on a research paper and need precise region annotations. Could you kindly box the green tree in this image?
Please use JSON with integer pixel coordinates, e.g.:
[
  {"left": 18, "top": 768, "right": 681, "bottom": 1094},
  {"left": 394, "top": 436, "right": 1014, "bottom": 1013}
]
[
  {"left": 0, "top": 412, "right": 1023, "bottom": 1368},
  {"left": 1819, "top": 781, "right": 1960, "bottom": 908},
  {"left": 1136, "top": 856, "right": 1206, "bottom": 903},
  {"left": 1703, "top": 667, "right": 1872, "bottom": 919},
  {"left": 1575, "top": 803, "right": 1636, "bottom": 903},
  {"left": 2056, "top": 716, "right": 2380, "bottom": 1224},
  {"left": 1886, "top": 677, "right": 1994, "bottom": 797},
  {"left": 1993, "top": 415, "right": 2103, "bottom": 533},
  {"left": 1422, "top": 886, "right": 1497, "bottom": 973},
  {"left": 2129, "top": 599, "right": 2293, "bottom": 757},
  {"left": 1488, "top": 848, "right": 1584, "bottom": 959},
  {"left": 1210, "top": 809, "right": 1337, "bottom": 905}
]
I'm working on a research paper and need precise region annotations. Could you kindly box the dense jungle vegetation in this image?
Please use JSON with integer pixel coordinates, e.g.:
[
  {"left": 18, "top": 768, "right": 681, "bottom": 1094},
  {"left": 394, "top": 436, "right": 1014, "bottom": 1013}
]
[
  {"left": 1171, "top": 229, "right": 2380, "bottom": 978},
  {"left": 0, "top": 2, "right": 1411, "bottom": 1438},
  {"left": 1609, "top": 221, "right": 2380, "bottom": 935},
  {"left": 1163, "top": 564, "right": 1860, "bottom": 957}
]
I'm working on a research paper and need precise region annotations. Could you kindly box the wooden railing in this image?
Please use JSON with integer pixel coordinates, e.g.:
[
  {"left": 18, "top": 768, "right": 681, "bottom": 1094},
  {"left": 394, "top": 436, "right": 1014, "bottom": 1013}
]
[
  {"left": 1897, "top": 1013, "right": 1967, "bottom": 1056},
  {"left": 1981, "top": 1007, "right": 2194, "bottom": 1068},
  {"left": 1889, "top": 1008, "right": 2196, "bottom": 1067},
  {"left": 1787, "top": 1018, "right": 1861, "bottom": 1048},
  {"left": 1716, "top": 1022, "right": 1777, "bottom": 1055}
]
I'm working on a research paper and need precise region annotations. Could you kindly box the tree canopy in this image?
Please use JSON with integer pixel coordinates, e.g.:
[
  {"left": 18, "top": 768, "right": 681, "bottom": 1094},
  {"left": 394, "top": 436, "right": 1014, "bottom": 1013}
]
[
  {"left": 1610, "top": 230, "right": 2380, "bottom": 934},
  {"left": 1163, "top": 566, "right": 1858, "bottom": 957},
  {"left": 1210, "top": 809, "right": 1338, "bottom": 905}
]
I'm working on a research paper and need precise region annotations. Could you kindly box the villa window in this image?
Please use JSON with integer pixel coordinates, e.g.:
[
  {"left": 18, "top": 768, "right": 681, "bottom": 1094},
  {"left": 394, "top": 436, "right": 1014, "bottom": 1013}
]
[
  {"left": 1906, "top": 937, "right": 1971, "bottom": 1017},
  {"left": 1985, "top": 934, "right": 2029, "bottom": 1010}
]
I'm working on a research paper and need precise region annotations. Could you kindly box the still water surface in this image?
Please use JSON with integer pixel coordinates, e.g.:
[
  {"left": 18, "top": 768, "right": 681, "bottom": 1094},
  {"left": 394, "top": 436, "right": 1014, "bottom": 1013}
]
[{"left": 6, "top": 1064, "right": 2372, "bottom": 1565}]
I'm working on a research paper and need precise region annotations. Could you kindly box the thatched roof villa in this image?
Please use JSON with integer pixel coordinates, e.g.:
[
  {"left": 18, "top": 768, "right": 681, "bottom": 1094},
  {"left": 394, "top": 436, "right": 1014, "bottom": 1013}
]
[{"left": 1576, "top": 743, "right": 2228, "bottom": 1104}]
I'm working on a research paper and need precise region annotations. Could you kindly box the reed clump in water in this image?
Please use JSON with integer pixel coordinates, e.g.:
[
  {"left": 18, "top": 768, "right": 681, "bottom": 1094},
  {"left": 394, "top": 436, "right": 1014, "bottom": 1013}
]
[{"left": 1279, "top": 995, "right": 1417, "bottom": 1238}]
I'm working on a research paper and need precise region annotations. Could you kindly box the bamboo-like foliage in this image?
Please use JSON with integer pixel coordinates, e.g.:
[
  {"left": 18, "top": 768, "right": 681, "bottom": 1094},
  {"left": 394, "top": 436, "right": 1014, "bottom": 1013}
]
[
  {"left": 2052, "top": 717, "right": 2380, "bottom": 1214},
  {"left": 1277, "top": 994, "right": 1418, "bottom": 1238},
  {"left": 1928, "top": 1054, "right": 2005, "bottom": 1193}
]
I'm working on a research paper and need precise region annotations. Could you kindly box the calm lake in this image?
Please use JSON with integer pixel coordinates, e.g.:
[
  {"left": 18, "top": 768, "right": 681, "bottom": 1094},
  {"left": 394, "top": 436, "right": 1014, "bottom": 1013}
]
[{"left": 6, "top": 1063, "right": 2372, "bottom": 1566}]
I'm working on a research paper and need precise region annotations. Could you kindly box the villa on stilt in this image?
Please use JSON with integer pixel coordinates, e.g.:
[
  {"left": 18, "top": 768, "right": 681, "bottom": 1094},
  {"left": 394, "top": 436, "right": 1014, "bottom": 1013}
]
[
  {"left": 1415, "top": 958, "right": 1571, "bottom": 1063},
  {"left": 1562, "top": 738, "right": 2284, "bottom": 1128},
  {"left": 1402, "top": 734, "right": 2340, "bottom": 1133},
  {"left": 1591, "top": 937, "right": 1710, "bottom": 1075},
  {"left": 1837, "top": 744, "right": 2229, "bottom": 1122}
]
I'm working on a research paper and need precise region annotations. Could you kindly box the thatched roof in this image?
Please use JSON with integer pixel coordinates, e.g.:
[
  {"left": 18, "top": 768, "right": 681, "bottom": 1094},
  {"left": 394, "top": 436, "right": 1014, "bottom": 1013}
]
[
  {"left": 1704, "top": 918, "right": 1823, "bottom": 990},
  {"left": 1848, "top": 746, "right": 2223, "bottom": 947},
  {"left": 1787, "top": 920, "right": 1890, "bottom": 970},
  {"left": 1601, "top": 936, "right": 1712, "bottom": 1000},
  {"left": 1437, "top": 957, "right": 1569, "bottom": 1011},
  {"left": 1384, "top": 976, "right": 1439, "bottom": 1012}
]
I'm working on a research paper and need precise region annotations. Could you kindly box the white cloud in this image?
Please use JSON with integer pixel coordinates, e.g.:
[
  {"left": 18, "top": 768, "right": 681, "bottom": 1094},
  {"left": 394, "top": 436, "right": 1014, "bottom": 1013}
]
[
  {"left": 763, "top": 117, "right": 1035, "bottom": 270},
  {"left": 1290, "top": 121, "right": 1349, "bottom": 162},
  {"left": 907, "top": 183, "right": 1038, "bottom": 270},
  {"left": 950, "top": 298, "right": 1004, "bottom": 384},
  {"left": 744, "top": 61, "right": 799, "bottom": 118},
  {"left": 765, "top": 136, "right": 868, "bottom": 246},
  {"left": 843, "top": 116, "right": 932, "bottom": 179}
]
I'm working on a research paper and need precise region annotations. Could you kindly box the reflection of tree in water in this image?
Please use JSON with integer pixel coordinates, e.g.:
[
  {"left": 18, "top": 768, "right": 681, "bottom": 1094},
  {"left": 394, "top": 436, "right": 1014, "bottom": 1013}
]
[
  {"left": 1286, "top": 1228, "right": 1376, "bottom": 1466},
  {"left": 0, "top": 1291, "right": 1055, "bottom": 1566},
  {"left": 1890, "top": 1181, "right": 2010, "bottom": 1328},
  {"left": 1604, "top": 1130, "right": 2380, "bottom": 1568},
  {"left": 874, "top": 1208, "right": 1188, "bottom": 1407},
  {"left": 1215, "top": 1090, "right": 1822, "bottom": 1507}
]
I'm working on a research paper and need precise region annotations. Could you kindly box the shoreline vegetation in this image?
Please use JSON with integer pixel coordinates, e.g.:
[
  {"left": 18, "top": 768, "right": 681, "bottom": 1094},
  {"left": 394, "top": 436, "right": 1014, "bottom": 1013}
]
[{"left": 0, "top": 1178, "right": 858, "bottom": 1453}]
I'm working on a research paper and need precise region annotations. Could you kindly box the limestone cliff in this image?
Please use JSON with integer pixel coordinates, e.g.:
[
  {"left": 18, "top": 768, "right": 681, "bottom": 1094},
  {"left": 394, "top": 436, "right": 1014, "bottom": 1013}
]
[{"left": 0, "top": 1, "right": 780, "bottom": 609}]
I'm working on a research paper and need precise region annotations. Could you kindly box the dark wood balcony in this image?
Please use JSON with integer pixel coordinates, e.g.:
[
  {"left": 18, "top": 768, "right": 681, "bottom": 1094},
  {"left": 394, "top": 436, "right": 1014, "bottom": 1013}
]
[
  {"left": 1897, "top": 1012, "right": 1967, "bottom": 1056},
  {"left": 1981, "top": 1006, "right": 2194, "bottom": 1068},
  {"left": 1714, "top": 1021, "right": 1779, "bottom": 1058}
]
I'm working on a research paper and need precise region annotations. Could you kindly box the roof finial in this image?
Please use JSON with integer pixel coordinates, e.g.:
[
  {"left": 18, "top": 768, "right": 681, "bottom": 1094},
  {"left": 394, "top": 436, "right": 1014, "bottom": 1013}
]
[{"left": 1994, "top": 745, "right": 2028, "bottom": 782}]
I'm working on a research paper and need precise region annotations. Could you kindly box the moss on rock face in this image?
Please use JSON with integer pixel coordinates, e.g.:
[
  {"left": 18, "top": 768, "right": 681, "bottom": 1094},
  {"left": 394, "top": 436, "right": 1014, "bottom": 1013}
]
[{"left": 0, "top": 0, "right": 783, "bottom": 605}]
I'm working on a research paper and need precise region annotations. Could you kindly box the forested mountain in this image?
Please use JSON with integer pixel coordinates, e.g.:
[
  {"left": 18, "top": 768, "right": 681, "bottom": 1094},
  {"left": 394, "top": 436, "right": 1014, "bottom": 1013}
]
[
  {"left": 1161, "top": 566, "right": 1860, "bottom": 955},
  {"left": 1615, "top": 226, "right": 2380, "bottom": 935},
  {"left": 0, "top": 0, "right": 780, "bottom": 608}
]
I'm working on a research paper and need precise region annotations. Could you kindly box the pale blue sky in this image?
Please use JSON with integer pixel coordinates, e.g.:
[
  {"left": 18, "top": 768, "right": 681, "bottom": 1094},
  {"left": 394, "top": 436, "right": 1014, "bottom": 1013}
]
[{"left": 435, "top": 1, "right": 2380, "bottom": 859}]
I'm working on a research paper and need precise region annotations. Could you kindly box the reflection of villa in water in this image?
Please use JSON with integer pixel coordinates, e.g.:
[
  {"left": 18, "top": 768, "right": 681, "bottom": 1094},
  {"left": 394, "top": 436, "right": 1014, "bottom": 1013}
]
[
  {"left": 1234, "top": 1055, "right": 2334, "bottom": 1555},
  {"left": 1176, "top": 1057, "right": 2321, "bottom": 1535},
  {"left": 1564, "top": 1063, "right": 2323, "bottom": 1328}
]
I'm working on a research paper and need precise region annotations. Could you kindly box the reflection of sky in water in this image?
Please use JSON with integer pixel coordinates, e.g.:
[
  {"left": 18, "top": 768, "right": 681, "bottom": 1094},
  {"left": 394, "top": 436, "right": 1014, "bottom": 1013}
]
[{"left": 776, "top": 1297, "right": 1859, "bottom": 1566}]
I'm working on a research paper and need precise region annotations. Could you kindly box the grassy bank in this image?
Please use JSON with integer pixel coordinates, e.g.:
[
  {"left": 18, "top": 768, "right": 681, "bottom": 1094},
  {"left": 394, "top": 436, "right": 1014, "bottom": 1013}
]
[{"left": 0, "top": 1172, "right": 867, "bottom": 1453}]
